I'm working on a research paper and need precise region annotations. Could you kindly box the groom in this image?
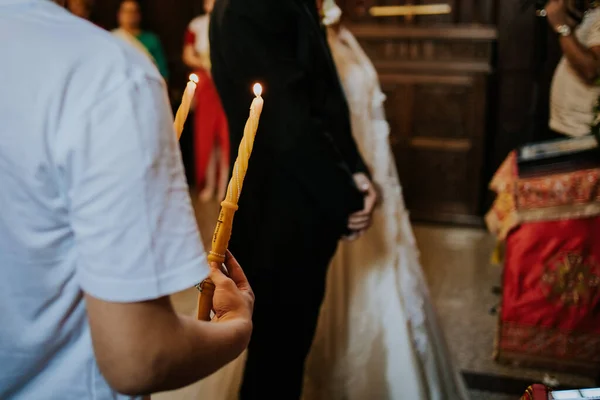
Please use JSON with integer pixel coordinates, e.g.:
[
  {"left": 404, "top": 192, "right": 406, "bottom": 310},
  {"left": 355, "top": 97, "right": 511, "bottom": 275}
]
[{"left": 210, "top": 0, "right": 377, "bottom": 397}]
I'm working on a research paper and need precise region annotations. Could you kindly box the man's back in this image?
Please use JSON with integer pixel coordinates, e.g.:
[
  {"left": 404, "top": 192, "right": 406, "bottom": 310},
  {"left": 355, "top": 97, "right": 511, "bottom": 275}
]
[
  {"left": 210, "top": 0, "right": 365, "bottom": 235},
  {"left": 0, "top": 1, "right": 206, "bottom": 398},
  {"left": 208, "top": 1, "right": 372, "bottom": 397}
]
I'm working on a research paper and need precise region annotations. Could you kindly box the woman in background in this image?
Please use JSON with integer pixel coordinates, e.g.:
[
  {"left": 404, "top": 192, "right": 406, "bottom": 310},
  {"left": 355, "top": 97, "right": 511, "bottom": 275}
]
[
  {"left": 302, "top": 1, "right": 470, "bottom": 399},
  {"left": 182, "top": 0, "right": 230, "bottom": 202},
  {"left": 112, "top": 0, "right": 169, "bottom": 82},
  {"left": 66, "top": 0, "right": 94, "bottom": 20}
]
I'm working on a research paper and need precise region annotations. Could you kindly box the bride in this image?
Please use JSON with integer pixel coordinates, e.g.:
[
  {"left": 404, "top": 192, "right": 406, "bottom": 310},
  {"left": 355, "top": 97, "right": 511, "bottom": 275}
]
[{"left": 301, "top": 1, "right": 470, "bottom": 399}]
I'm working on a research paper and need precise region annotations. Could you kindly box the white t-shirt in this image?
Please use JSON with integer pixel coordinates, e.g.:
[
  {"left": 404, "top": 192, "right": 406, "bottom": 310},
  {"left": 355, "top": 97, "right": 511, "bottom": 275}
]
[
  {"left": 550, "top": 8, "right": 600, "bottom": 137},
  {"left": 0, "top": 1, "right": 209, "bottom": 398}
]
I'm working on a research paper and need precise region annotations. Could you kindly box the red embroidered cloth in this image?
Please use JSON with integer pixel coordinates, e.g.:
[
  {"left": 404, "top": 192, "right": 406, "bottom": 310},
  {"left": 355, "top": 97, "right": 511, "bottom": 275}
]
[
  {"left": 521, "top": 384, "right": 549, "bottom": 400},
  {"left": 486, "top": 152, "right": 600, "bottom": 239},
  {"left": 486, "top": 152, "right": 519, "bottom": 239},
  {"left": 497, "top": 217, "right": 600, "bottom": 372},
  {"left": 516, "top": 169, "right": 600, "bottom": 210}
]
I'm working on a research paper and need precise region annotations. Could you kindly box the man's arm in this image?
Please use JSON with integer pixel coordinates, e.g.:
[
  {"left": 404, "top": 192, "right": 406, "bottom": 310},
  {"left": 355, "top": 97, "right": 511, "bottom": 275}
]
[
  {"left": 62, "top": 60, "right": 252, "bottom": 395},
  {"left": 85, "top": 288, "right": 249, "bottom": 395},
  {"left": 546, "top": 0, "right": 600, "bottom": 84},
  {"left": 214, "top": 3, "right": 365, "bottom": 230},
  {"left": 86, "top": 258, "right": 253, "bottom": 395},
  {"left": 86, "top": 297, "right": 249, "bottom": 395}
]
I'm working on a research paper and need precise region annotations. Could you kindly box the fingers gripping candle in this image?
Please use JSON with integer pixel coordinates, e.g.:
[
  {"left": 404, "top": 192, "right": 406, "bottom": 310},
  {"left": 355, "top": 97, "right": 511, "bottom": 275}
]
[
  {"left": 173, "top": 74, "right": 199, "bottom": 140},
  {"left": 196, "top": 83, "right": 264, "bottom": 321}
]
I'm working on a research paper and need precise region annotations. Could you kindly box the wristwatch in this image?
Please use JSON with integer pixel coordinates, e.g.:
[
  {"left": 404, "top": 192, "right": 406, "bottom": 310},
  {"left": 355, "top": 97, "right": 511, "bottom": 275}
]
[{"left": 555, "top": 24, "right": 572, "bottom": 37}]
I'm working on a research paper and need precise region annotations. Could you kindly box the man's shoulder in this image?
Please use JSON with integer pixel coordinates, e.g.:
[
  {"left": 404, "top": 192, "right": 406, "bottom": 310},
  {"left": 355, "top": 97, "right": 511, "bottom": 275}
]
[
  {"left": 42, "top": 23, "right": 162, "bottom": 117},
  {"left": 66, "top": 24, "right": 163, "bottom": 91},
  {"left": 44, "top": 11, "right": 160, "bottom": 83},
  {"left": 7, "top": 2, "right": 160, "bottom": 104}
]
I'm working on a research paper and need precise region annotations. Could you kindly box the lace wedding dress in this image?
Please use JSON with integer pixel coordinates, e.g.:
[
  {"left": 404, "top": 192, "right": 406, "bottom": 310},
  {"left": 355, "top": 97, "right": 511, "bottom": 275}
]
[{"left": 301, "top": 26, "right": 470, "bottom": 400}]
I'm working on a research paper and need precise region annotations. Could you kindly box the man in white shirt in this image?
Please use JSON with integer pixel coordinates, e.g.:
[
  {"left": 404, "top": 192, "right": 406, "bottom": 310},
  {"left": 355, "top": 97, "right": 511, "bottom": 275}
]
[
  {"left": 547, "top": 0, "right": 600, "bottom": 137},
  {"left": 0, "top": 1, "right": 253, "bottom": 399}
]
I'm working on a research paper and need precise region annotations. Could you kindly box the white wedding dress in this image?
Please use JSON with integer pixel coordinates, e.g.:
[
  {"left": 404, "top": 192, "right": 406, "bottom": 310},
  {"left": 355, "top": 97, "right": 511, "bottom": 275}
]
[{"left": 301, "top": 26, "right": 470, "bottom": 400}]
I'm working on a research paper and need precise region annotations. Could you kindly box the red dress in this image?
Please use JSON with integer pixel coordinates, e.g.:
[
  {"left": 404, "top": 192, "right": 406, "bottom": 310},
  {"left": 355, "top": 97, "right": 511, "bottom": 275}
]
[{"left": 184, "top": 18, "right": 229, "bottom": 189}]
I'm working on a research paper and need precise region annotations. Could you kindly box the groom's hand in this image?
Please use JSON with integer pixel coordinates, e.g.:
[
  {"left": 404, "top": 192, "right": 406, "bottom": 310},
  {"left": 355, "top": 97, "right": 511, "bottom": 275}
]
[{"left": 344, "top": 173, "right": 377, "bottom": 240}]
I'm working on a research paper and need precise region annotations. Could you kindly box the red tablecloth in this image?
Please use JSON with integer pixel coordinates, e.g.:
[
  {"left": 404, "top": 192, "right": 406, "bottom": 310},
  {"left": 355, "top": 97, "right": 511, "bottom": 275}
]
[
  {"left": 521, "top": 385, "right": 549, "bottom": 400},
  {"left": 497, "top": 218, "right": 600, "bottom": 374},
  {"left": 488, "top": 153, "right": 600, "bottom": 374},
  {"left": 486, "top": 152, "right": 600, "bottom": 240}
]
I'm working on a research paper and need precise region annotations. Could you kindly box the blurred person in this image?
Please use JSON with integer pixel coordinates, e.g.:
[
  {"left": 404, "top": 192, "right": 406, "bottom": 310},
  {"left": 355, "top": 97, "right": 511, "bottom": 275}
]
[
  {"left": 112, "top": 0, "right": 169, "bottom": 81},
  {"left": 183, "top": 0, "right": 230, "bottom": 202},
  {"left": 0, "top": 1, "right": 253, "bottom": 398},
  {"left": 547, "top": 0, "right": 600, "bottom": 137},
  {"left": 210, "top": 0, "right": 377, "bottom": 398},
  {"left": 302, "top": 1, "right": 470, "bottom": 399},
  {"left": 67, "top": 0, "right": 93, "bottom": 19}
]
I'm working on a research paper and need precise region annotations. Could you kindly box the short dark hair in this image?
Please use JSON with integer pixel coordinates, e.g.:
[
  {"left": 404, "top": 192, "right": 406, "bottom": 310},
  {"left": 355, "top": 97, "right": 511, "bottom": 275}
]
[{"left": 117, "top": 0, "right": 146, "bottom": 29}]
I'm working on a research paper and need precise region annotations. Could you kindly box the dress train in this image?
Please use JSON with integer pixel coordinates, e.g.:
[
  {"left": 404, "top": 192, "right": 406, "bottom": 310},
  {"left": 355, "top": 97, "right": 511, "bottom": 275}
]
[{"left": 301, "top": 26, "right": 469, "bottom": 400}]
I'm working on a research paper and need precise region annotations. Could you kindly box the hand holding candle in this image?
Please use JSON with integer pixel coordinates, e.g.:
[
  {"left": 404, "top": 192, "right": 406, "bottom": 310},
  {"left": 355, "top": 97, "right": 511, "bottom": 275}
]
[
  {"left": 173, "top": 73, "right": 199, "bottom": 140},
  {"left": 196, "top": 83, "right": 264, "bottom": 321}
]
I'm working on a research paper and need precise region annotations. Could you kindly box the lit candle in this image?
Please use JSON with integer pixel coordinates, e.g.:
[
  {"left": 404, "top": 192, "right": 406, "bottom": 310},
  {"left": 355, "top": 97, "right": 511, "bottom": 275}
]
[
  {"left": 173, "top": 74, "right": 199, "bottom": 140},
  {"left": 196, "top": 83, "right": 264, "bottom": 321},
  {"left": 208, "top": 83, "right": 263, "bottom": 262}
]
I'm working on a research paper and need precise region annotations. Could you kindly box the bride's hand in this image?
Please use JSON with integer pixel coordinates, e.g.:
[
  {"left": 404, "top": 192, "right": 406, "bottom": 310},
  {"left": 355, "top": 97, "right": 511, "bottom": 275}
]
[{"left": 346, "top": 173, "right": 377, "bottom": 236}]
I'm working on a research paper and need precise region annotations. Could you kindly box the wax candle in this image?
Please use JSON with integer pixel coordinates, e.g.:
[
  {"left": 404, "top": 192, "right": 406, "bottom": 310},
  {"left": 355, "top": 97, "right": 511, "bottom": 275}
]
[
  {"left": 173, "top": 74, "right": 199, "bottom": 140},
  {"left": 208, "top": 83, "right": 263, "bottom": 263},
  {"left": 196, "top": 83, "right": 264, "bottom": 321}
]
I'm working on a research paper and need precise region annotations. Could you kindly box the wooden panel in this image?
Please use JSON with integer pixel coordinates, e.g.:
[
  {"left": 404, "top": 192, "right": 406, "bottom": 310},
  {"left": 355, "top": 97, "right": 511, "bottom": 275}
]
[
  {"left": 382, "top": 75, "right": 474, "bottom": 141},
  {"left": 342, "top": 0, "right": 498, "bottom": 24},
  {"left": 350, "top": 23, "right": 497, "bottom": 39},
  {"left": 456, "top": 0, "right": 476, "bottom": 23},
  {"left": 413, "top": 84, "right": 472, "bottom": 139},
  {"left": 354, "top": 23, "right": 495, "bottom": 225},
  {"left": 381, "top": 72, "right": 486, "bottom": 222},
  {"left": 478, "top": 0, "right": 497, "bottom": 24},
  {"left": 483, "top": 0, "right": 563, "bottom": 211}
]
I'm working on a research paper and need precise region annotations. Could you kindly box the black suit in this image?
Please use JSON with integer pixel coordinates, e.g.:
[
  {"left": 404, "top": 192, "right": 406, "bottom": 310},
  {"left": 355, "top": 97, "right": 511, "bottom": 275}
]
[{"left": 210, "top": 0, "right": 368, "bottom": 397}]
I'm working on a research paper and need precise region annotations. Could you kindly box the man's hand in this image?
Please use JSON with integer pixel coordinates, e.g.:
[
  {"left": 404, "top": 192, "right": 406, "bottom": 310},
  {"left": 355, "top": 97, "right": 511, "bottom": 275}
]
[
  {"left": 210, "top": 250, "right": 254, "bottom": 323},
  {"left": 545, "top": 0, "right": 570, "bottom": 28},
  {"left": 344, "top": 173, "right": 377, "bottom": 240},
  {"left": 85, "top": 251, "right": 255, "bottom": 396}
]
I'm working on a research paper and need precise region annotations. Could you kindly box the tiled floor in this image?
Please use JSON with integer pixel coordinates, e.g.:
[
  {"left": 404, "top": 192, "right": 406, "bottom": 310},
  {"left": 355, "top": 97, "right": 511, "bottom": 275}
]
[
  {"left": 154, "top": 196, "right": 597, "bottom": 399},
  {"left": 415, "top": 224, "right": 596, "bottom": 393}
]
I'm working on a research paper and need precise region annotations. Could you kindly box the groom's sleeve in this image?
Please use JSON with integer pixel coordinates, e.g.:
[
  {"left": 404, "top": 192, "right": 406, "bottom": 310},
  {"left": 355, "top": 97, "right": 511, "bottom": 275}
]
[{"left": 215, "top": 6, "right": 365, "bottom": 233}]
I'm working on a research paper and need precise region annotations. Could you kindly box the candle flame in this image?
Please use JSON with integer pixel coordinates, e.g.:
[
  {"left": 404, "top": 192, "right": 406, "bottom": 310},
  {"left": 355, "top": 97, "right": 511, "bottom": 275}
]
[
  {"left": 189, "top": 74, "right": 199, "bottom": 84},
  {"left": 253, "top": 83, "right": 262, "bottom": 97}
]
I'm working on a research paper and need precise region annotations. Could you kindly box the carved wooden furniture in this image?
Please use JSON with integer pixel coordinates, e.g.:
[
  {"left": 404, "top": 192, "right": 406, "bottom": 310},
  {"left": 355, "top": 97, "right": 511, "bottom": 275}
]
[{"left": 349, "top": 23, "right": 497, "bottom": 225}]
